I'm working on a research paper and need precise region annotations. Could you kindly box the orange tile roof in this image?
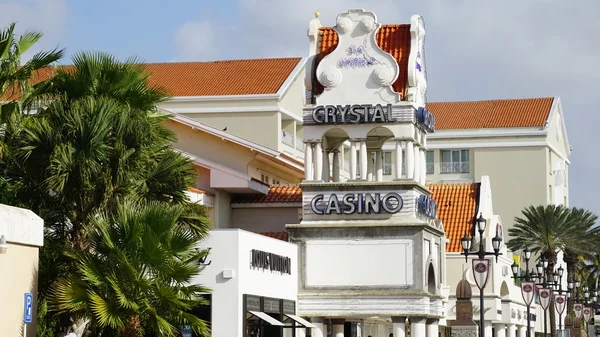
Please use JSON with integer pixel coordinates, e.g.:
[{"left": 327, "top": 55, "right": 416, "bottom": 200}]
[
  {"left": 12, "top": 57, "right": 302, "bottom": 99},
  {"left": 315, "top": 25, "right": 411, "bottom": 99},
  {"left": 426, "top": 97, "right": 554, "bottom": 130},
  {"left": 259, "top": 231, "right": 289, "bottom": 242},
  {"left": 188, "top": 187, "right": 214, "bottom": 196},
  {"left": 427, "top": 183, "right": 480, "bottom": 253},
  {"left": 231, "top": 185, "right": 302, "bottom": 204}
]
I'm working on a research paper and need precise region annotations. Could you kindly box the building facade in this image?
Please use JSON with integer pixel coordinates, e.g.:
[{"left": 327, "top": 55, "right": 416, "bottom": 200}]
[{"left": 0, "top": 203, "right": 44, "bottom": 337}]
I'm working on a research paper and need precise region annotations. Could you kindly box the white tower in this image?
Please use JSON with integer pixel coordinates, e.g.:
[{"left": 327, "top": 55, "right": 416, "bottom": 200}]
[{"left": 288, "top": 9, "right": 446, "bottom": 337}]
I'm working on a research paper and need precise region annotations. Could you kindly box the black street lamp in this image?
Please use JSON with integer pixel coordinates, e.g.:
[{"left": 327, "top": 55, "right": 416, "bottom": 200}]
[
  {"left": 551, "top": 265, "right": 567, "bottom": 332},
  {"left": 511, "top": 247, "right": 533, "bottom": 337},
  {"left": 461, "top": 214, "right": 502, "bottom": 337},
  {"left": 533, "top": 256, "right": 561, "bottom": 337}
]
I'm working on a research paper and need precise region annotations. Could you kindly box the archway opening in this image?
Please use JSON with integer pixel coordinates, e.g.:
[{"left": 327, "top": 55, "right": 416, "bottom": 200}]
[{"left": 428, "top": 263, "right": 436, "bottom": 294}]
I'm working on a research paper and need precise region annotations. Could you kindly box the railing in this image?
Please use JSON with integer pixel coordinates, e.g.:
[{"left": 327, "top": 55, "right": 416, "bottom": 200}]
[
  {"left": 383, "top": 163, "right": 392, "bottom": 176},
  {"left": 281, "top": 131, "right": 294, "bottom": 147},
  {"left": 440, "top": 162, "right": 470, "bottom": 173},
  {"left": 426, "top": 162, "right": 434, "bottom": 174},
  {"left": 295, "top": 137, "right": 304, "bottom": 151}
]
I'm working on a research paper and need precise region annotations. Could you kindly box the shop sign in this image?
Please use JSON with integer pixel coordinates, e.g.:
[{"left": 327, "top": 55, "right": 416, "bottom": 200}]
[
  {"left": 417, "top": 195, "right": 437, "bottom": 219},
  {"left": 310, "top": 192, "right": 403, "bottom": 215},
  {"left": 311, "top": 104, "right": 396, "bottom": 124},
  {"left": 417, "top": 107, "right": 435, "bottom": 132},
  {"left": 250, "top": 249, "right": 292, "bottom": 275}
]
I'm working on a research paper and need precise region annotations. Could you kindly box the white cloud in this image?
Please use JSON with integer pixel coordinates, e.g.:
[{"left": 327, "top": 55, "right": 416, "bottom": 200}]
[{"left": 173, "top": 0, "right": 600, "bottom": 212}]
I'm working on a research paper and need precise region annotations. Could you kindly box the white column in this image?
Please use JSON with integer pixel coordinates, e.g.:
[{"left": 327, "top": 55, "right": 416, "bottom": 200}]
[
  {"left": 495, "top": 323, "right": 507, "bottom": 337},
  {"left": 350, "top": 141, "right": 357, "bottom": 180},
  {"left": 311, "top": 319, "right": 326, "bottom": 337},
  {"left": 426, "top": 319, "right": 439, "bottom": 337},
  {"left": 420, "top": 148, "right": 426, "bottom": 184},
  {"left": 411, "top": 317, "right": 426, "bottom": 337},
  {"left": 332, "top": 319, "right": 344, "bottom": 337},
  {"left": 528, "top": 326, "right": 534, "bottom": 337},
  {"left": 366, "top": 151, "right": 373, "bottom": 181},
  {"left": 314, "top": 141, "right": 323, "bottom": 181},
  {"left": 507, "top": 324, "right": 516, "bottom": 337},
  {"left": 405, "top": 141, "right": 414, "bottom": 179},
  {"left": 304, "top": 142, "right": 313, "bottom": 181},
  {"left": 376, "top": 150, "right": 383, "bottom": 182},
  {"left": 518, "top": 325, "right": 527, "bottom": 337},
  {"left": 322, "top": 137, "right": 330, "bottom": 181},
  {"left": 413, "top": 145, "right": 421, "bottom": 182},
  {"left": 332, "top": 149, "right": 340, "bottom": 182},
  {"left": 359, "top": 140, "right": 368, "bottom": 180},
  {"left": 395, "top": 139, "right": 403, "bottom": 179},
  {"left": 484, "top": 321, "right": 493, "bottom": 337},
  {"left": 392, "top": 317, "right": 407, "bottom": 337}
]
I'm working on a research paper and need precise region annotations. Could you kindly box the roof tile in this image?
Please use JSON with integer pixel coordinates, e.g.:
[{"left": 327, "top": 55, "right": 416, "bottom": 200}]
[
  {"left": 427, "top": 183, "right": 480, "bottom": 252},
  {"left": 315, "top": 25, "right": 411, "bottom": 99},
  {"left": 231, "top": 185, "right": 302, "bottom": 204},
  {"left": 17, "top": 57, "right": 302, "bottom": 98},
  {"left": 259, "top": 231, "right": 289, "bottom": 242},
  {"left": 426, "top": 97, "right": 554, "bottom": 130}
]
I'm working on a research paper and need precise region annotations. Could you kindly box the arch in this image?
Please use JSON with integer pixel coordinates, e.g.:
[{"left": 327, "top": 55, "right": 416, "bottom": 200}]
[
  {"left": 500, "top": 280, "right": 510, "bottom": 299},
  {"left": 427, "top": 262, "right": 437, "bottom": 294},
  {"left": 366, "top": 126, "right": 395, "bottom": 149},
  {"left": 322, "top": 127, "right": 350, "bottom": 150}
]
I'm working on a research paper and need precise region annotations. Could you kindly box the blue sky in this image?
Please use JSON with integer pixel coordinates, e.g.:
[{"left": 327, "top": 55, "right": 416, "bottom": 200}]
[{"left": 2, "top": 0, "right": 600, "bottom": 217}]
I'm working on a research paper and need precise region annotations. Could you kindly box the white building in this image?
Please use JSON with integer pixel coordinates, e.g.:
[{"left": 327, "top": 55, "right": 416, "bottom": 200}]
[{"left": 193, "top": 229, "right": 313, "bottom": 337}]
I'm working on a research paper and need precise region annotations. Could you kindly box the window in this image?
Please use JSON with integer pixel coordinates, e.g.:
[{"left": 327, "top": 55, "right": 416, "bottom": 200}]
[
  {"left": 440, "top": 150, "right": 470, "bottom": 173},
  {"left": 426, "top": 151, "right": 434, "bottom": 174},
  {"left": 260, "top": 173, "right": 269, "bottom": 184},
  {"left": 383, "top": 151, "right": 392, "bottom": 175}
]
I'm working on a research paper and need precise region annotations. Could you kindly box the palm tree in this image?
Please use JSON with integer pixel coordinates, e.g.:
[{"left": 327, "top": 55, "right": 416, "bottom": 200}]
[
  {"left": 0, "top": 22, "right": 63, "bottom": 159},
  {"left": 48, "top": 199, "right": 212, "bottom": 337},
  {"left": 563, "top": 207, "right": 599, "bottom": 304},
  {"left": 507, "top": 204, "right": 589, "bottom": 337},
  {"left": 11, "top": 51, "right": 195, "bottom": 248}
]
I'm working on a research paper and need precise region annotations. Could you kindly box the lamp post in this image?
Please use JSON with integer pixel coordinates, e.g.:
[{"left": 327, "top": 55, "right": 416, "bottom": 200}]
[
  {"left": 511, "top": 247, "right": 533, "bottom": 337},
  {"left": 551, "top": 265, "right": 566, "bottom": 332},
  {"left": 532, "top": 256, "right": 560, "bottom": 337},
  {"left": 461, "top": 214, "right": 503, "bottom": 337}
]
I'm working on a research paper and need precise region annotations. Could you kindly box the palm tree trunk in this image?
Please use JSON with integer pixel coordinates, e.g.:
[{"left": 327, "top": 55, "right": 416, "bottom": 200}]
[
  {"left": 119, "top": 314, "right": 142, "bottom": 337},
  {"left": 564, "top": 249, "right": 579, "bottom": 314}
]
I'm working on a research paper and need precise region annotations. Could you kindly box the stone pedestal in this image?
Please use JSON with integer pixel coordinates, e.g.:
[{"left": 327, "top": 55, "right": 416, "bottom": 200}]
[{"left": 450, "top": 325, "right": 479, "bottom": 337}]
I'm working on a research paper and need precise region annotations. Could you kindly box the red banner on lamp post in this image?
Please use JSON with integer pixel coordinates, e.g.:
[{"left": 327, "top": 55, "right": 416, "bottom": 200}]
[
  {"left": 472, "top": 259, "right": 491, "bottom": 290},
  {"left": 521, "top": 281, "right": 535, "bottom": 306}
]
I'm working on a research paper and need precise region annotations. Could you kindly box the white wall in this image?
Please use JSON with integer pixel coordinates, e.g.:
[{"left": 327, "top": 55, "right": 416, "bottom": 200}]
[{"left": 193, "top": 229, "right": 298, "bottom": 336}]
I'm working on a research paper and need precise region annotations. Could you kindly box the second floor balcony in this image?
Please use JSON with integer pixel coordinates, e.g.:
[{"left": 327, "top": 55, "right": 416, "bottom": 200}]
[{"left": 440, "top": 162, "right": 470, "bottom": 174}]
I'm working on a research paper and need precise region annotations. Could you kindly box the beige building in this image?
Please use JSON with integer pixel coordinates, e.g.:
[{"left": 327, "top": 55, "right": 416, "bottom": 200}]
[{"left": 0, "top": 203, "right": 44, "bottom": 337}]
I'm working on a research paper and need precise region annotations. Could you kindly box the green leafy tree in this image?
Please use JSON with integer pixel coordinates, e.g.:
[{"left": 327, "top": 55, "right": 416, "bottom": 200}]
[
  {"left": 508, "top": 205, "right": 598, "bottom": 337},
  {"left": 1, "top": 50, "right": 203, "bottom": 336},
  {"left": 0, "top": 22, "right": 63, "bottom": 158},
  {"left": 48, "top": 199, "right": 211, "bottom": 337}
]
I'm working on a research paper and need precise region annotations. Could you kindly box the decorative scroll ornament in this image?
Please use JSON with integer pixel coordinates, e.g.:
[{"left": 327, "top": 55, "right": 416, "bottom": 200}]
[
  {"left": 521, "top": 281, "right": 535, "bottom": 306},
  {"left": 574, "top": 303, "right": 583, "bottom": 319},
  {"left": 319, "top": 67, "right": 342, "bottom": 87},
  {"left": 361, "top": 17, "right": 376, "bottom": 32},
  {"left": 554, "top": 294, "right": 567, "bottom": 315},
  {"left": 472, "top": 259, "right": 491, "bottom": 290},
  {"left": 372, "top": 67, "right": 394, "bottom": 86},
  {"left": 538, "top": 288, "right": 552, "bottom": 310},
  {"left": 336, "top": 17, "right": 353, "bottom": 34},
  {"left": 314, "top": 9, "right": 400, "bottom": 104},
  {"left": 583, "top": 307, "right": 592, "bottom": 323}
]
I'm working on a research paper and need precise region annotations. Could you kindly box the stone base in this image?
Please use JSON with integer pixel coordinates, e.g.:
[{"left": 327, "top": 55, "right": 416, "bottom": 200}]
[{"left": 450, "top": 325, "right": 478, "bottom": 337}]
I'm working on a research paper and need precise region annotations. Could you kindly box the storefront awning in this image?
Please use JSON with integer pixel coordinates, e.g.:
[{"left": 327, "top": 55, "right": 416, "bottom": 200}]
[
  {"left": 285, "top": 314, "right": 316, "bottom": 328},
  {"left": 248, "top": 311, "right": 285, "bottom": 326}
]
